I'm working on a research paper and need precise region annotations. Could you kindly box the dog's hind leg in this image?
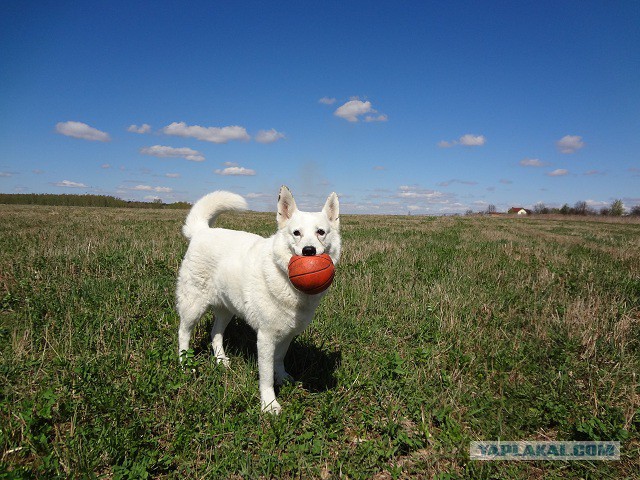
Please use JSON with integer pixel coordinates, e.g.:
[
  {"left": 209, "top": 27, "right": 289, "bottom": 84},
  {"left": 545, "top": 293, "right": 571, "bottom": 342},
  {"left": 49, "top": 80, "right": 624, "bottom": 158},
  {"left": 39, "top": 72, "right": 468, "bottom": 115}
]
[
  {"left": 176, "top": 292, "right": 208, "bottom": 360},
  {"left": 210, "top": 308, "right": 232, "bottom": 366}
]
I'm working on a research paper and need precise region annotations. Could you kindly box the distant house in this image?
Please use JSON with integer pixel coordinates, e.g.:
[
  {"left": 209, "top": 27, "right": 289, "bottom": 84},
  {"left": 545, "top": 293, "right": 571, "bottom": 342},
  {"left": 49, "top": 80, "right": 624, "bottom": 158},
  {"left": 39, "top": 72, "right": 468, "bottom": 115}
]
[{"left": 508, "top": 207, "right": 531, "bottom": 215}]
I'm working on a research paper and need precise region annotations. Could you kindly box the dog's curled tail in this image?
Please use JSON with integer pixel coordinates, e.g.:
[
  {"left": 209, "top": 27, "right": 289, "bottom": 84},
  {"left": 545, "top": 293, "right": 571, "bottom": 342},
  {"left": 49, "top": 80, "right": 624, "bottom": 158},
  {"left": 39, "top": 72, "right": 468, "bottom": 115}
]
[{"left": 182, "top": 191, "right": 248, "bottom": 239}]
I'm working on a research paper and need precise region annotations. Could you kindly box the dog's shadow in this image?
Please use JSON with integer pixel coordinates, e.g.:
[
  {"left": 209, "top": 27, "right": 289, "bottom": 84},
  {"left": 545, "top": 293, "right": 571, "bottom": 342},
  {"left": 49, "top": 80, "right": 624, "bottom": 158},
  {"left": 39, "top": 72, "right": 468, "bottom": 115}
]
[{"left": 196, "top": 317, "right": 341, "bottom": 393}]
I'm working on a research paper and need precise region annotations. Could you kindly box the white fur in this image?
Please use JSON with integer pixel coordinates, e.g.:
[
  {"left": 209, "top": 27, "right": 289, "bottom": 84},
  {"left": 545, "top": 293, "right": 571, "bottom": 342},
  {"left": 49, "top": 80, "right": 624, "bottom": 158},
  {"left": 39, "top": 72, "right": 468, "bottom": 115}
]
[{"left": 176, "top": 186, "right": 341, "bottom": 414}]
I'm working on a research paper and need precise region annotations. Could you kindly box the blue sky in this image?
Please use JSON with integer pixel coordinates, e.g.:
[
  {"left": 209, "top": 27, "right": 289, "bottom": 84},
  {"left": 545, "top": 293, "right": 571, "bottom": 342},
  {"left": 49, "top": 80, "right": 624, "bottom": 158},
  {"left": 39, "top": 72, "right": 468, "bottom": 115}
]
[{"left": 1, "top": 1, "right": 639, "bottom": 214}]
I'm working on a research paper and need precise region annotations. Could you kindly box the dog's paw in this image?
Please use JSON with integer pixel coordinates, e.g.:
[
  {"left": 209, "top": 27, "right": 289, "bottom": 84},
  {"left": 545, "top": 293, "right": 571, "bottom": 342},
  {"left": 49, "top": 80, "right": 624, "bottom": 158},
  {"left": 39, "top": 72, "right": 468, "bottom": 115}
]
[
  {"left": 275, "top": 371, "right": 294, "bottom": 385},
  {"left": 215, "top": 355, "right": 230, "bottom": 367},
  {"left": 261, "top": 399, "right": 282, "bottom": 415}
]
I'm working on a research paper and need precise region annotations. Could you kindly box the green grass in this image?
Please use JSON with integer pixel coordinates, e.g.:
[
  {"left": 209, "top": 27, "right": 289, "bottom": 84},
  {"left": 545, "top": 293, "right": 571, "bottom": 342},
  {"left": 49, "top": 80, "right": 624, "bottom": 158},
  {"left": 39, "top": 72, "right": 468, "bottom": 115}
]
[{"left": 1, "top": 205, "right": 638, "bottom": 478}]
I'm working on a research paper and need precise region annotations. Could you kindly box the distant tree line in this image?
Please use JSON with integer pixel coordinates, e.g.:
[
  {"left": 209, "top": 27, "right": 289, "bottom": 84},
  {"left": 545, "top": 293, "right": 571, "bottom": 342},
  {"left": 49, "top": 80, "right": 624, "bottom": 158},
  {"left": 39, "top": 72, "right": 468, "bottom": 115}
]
[
  {"left": 0, "top": 193, "right": 191, "bottom": 209},
  {"left": 533, "top": 199, "right": 639, "bottom": 217},
  {"left": 465, "top": 199, "right": 640, "bottom": 217}
]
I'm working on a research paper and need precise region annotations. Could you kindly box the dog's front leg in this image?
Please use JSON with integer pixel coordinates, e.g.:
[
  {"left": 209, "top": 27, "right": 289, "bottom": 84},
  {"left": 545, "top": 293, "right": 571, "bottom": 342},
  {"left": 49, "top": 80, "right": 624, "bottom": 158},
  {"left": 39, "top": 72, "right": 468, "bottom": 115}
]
[
  {"left": 257, "top": 329, "right": 281, "bottom": 414},
  {"left": 274, "top": 334, "right": 295, "bottom": 386}
]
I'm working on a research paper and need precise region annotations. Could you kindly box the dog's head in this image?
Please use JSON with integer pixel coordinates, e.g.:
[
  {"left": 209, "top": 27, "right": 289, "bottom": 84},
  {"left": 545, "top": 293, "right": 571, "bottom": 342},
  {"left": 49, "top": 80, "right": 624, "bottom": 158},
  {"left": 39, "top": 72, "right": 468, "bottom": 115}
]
[{"left": 276, "top": 186, "right": 341, "bottom": 265}]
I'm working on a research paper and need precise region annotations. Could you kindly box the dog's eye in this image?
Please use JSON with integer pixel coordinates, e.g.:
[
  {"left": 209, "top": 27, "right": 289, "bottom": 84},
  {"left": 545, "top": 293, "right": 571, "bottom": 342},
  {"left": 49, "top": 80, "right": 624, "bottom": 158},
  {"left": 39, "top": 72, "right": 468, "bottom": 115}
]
[
  {"left": 316, "top": 229, "right": 325, "bottom": 236},
  {"left": 293, "top": 230, "right": 301, "bottom": 237}
]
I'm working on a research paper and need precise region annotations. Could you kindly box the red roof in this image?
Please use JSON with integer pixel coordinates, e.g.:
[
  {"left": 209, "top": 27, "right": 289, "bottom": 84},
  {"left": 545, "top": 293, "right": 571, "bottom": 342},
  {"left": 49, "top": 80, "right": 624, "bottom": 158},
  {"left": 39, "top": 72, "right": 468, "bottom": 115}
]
[{"left": 508, "top": 207, "right": 530, "bottom": 214}]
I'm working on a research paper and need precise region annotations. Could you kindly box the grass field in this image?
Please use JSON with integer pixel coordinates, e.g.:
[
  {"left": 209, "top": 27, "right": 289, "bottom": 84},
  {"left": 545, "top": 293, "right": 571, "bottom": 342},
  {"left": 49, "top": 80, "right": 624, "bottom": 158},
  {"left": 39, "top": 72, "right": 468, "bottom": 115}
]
[{"left": 1, "top": 204, "right": 638, "bottom": 479}]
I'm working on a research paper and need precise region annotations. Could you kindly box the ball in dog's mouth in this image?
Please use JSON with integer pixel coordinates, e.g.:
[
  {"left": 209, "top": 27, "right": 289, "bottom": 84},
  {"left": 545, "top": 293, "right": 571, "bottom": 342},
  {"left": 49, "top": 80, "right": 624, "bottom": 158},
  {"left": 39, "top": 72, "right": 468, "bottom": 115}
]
[{"left": 287, "top": 254, "right": 335, "bottom": 294}]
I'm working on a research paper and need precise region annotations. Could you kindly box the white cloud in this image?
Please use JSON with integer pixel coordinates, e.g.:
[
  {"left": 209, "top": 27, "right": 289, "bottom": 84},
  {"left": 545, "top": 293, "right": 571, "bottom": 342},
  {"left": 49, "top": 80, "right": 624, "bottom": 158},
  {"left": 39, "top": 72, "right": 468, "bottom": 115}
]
[
  {"left": 127, "top": 124, "right": 151, "bottom": 134},
  {"left": 547, "top": 169, "right": 569, "bottom": 176},
  {"left": 519, "top": 158, "right": 547, "bottom": 167},
  {"left": 140, "top": 145, "right": 205, "bottom": 162},
  {"left": 459, "top": 134, "right": 486, "bottom": 146},
  {"left": 437, "top": 179, "right": 478, "bottom": 187},
  {"left": 56, "top": 121, "right": 110, "bottom": 142},
  {"left": 246, "top": 192, "right": 269, "bottom": 199},
  {"left": 365, "top": 114, "right": 388, "bottom": 123},
  {"left": 0, "top": 172, "right": 13, "bottom": 177},
  {"left": 397, "top": 185, "right": 446, "bottom": 200},
  {"left": 162, "top": 121, "right": 250, "bottom": 143},
  {"left": 165, "top": 173, "right": 181, "bottom": 178},
  {"left": 341, "top": 187, "right": 467, "bottom": 214},
  {"left": 53, "top": 180, "right": 88, "bottom": 188},
  {"left": 438, "top": 134, "right": 486, "bottom": 148},
  {"left": 387, "top": 185, "right": 470, "bottom": 214},
  {"left": 255, "top": 129, "right": 285, "bottom": 144},
  {"left": 585, "top": 199, "right": 610, "bottom": 208},
  {"left": 132, "top": 184, "right": 173, "bottom": 192},
  {"left": 101, "top": 163, "right": 111, "bottom": 169},
  {"left": 319, "top": 97, "right": 336, "bottom": 105},
  {"left": 556, "top": 135, "right": 584, "bottom": 154},
  {"left": 214, "top": 166, "right": 256, "bottom": 176},
  {"left": 373, "top": 166, "right": 386, "bottom": 171},
  {"left": 335, "top": 100, "right": 373, "bottom": 122},
  {"left": 334, "top": 99, "right": 386, "bottom": 123}
]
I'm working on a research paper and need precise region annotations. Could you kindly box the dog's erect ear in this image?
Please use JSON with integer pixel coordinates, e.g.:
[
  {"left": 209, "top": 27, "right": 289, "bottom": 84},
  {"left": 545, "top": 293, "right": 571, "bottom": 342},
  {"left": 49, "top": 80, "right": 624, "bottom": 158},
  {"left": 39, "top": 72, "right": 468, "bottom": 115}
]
[
  {"left": 323, "top": 192, "right": 339, "bottom": 227},
  {"left": 277, "top": 185, "right": 298, "bottom": 229}
]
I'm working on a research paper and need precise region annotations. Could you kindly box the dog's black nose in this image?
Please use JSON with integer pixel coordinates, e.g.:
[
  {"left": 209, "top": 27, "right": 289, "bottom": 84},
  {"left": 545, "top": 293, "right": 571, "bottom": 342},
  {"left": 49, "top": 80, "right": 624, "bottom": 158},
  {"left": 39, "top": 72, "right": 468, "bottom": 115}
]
[{"left": 302, "top": 246, "right": 316, "bottom": 256}]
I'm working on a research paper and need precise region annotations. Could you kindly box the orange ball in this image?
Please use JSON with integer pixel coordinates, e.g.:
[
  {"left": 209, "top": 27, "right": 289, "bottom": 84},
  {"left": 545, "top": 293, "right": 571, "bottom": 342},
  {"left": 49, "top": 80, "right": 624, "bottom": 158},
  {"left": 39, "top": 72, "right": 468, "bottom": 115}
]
[{"left": 288, "top": 253, "right": 335, "bottom": 295}]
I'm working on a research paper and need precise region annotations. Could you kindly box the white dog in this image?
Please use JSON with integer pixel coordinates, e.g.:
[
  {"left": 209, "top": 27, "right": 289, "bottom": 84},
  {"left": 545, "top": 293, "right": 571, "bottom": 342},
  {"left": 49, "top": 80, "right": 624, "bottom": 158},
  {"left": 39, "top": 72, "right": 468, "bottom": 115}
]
[{"left": 176, "top": 186, "right": 340, "bottom": 413}]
